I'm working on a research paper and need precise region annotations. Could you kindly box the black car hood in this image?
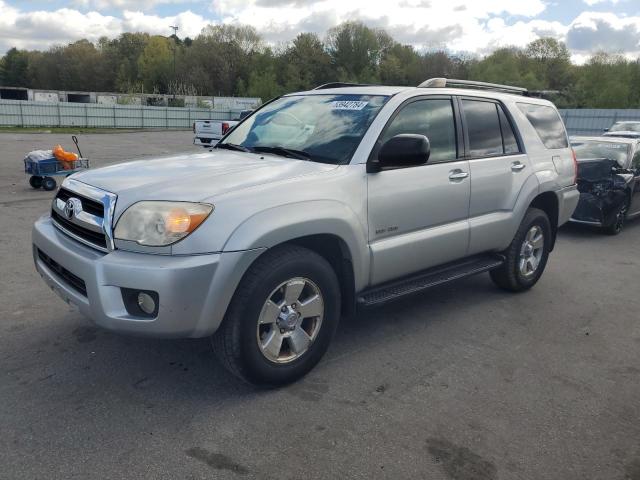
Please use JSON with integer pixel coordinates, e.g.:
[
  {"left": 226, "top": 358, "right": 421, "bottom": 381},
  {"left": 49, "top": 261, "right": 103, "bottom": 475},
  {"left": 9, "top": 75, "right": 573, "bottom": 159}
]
[{"left": 577, "top": 157, "right": 620, "bottom": 182}]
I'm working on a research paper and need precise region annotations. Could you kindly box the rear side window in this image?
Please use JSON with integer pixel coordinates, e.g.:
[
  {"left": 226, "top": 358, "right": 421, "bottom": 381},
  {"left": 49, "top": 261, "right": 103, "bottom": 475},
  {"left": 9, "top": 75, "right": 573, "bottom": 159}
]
[
  {"left": 517, "top": 103, "right": 568, "bottom": 149},
  {"left": 462, "top": 99, "right": 503, "bottom": 157},
  {"left": 379, "top": 99, "right": 457, "bottom": 163},
  {"left": 498, "top": 106, "right": 520, "bottom": 154}
]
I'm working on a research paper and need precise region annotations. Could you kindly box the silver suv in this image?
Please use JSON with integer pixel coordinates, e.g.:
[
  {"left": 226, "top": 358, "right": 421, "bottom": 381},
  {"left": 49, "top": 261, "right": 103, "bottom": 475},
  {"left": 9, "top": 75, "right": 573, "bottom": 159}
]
[{"left": 32, "top": 79, "right": 579, "bottom": 385}]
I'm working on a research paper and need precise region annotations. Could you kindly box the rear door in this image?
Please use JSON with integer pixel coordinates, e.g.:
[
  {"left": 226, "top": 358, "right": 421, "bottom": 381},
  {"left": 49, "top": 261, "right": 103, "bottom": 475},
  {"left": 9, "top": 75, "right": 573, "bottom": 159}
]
[
  {"left": 367, "top": 96, "right": 470, "bottom": 285},
  {"left": 460, "top": 97, "right": 530, "bottom": 255}
]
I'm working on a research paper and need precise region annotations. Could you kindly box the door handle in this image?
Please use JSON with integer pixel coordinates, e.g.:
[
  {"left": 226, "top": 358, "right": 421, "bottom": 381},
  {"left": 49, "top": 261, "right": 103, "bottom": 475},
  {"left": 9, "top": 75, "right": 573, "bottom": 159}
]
[
  {"left": 449, "top": 170, "right": 469, "bottom": 181},
  {"left": 511, "top": 161, "right": 526, "bottom": 172}
]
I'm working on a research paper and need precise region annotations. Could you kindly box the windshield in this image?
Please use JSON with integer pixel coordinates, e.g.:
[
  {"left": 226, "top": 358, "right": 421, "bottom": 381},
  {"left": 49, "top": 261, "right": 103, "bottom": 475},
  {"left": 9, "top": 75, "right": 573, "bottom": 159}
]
[
  {"left": 609, "top": 122, "right": 640, "bottom": 133},
  {"left": 219, "top": 94, "right": 389, "bottom": 164},
  {"left": 571, "top": 140, "right": 630, "bottom": 166}
]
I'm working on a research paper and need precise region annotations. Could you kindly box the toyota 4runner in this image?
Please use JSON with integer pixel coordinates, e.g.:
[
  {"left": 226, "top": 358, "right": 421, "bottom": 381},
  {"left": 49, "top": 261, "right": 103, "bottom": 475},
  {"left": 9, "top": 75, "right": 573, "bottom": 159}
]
[{"left": 32, "top": 78, "right": 579, "bottom": 385}]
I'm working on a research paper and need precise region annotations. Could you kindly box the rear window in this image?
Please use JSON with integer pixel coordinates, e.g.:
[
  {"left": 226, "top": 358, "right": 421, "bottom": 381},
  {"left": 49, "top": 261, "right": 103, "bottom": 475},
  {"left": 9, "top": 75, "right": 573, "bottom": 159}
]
[
  {"left": 462, "top": 100, "right": 504, "bottom": 157},
  {"left": 517, "top": 103, "right": 568, "bottom": 149},
  {"left": 462, "top": 99, "right": 522, "bottom": 157}
]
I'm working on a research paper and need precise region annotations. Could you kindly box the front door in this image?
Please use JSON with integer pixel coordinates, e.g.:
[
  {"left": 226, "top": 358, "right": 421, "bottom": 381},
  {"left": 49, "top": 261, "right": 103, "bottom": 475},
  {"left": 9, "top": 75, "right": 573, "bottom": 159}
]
[{"left": 367, "top": 97, "right": 470, "bottom": 285}]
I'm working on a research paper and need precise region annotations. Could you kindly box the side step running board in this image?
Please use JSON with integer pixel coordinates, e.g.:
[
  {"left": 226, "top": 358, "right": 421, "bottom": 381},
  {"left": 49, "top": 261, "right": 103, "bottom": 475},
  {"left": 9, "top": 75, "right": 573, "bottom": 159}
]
[{"left": 357, "top": 254, "right": 504, "bottom": 307}]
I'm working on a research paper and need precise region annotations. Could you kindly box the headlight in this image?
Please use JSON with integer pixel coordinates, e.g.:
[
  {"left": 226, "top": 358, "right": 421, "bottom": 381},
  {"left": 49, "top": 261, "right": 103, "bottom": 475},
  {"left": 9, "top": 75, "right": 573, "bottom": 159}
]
[{"left": 114, "top": 201, "right": 213, "bottom": 246}]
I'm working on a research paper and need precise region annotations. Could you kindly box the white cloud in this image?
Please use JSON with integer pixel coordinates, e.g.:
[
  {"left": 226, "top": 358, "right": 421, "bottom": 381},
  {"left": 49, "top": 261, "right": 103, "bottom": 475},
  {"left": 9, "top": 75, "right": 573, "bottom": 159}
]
[
  {"left": 582, "top": 0, "right": 622, "bottom": 5},
  {"left": 0, "top": 0, "right": 639, "bottom": 61},
  {"left": 72, "top": 0, "right": 197, "bottom": 9},
  {"left": 566, "top": 11, "right": 640, "bottom": 58},
  {"left": 0, "top": 1, "right": 208, "bottom": 53}
]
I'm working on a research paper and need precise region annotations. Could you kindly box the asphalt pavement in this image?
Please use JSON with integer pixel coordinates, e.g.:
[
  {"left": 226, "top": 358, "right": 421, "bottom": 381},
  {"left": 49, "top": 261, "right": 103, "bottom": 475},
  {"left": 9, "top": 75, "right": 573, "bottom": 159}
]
[{"left": 1, "top": 131, "right": 639, "bottom": 480}]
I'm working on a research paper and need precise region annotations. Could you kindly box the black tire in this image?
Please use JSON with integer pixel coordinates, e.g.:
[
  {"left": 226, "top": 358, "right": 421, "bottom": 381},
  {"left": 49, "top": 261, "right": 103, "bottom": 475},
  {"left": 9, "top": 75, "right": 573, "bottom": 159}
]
[
  {"left": 212, "top": 245, "right": 341, "bottom": 386},
  {"left": 490, "top": 207, "right": 551, "bottom": 292},
  {"left": 42, "top": 177, "right": 57, "bottom": 191},
  {"left": 29, "top": 176, "right": 43, "bottom": 189},
  {"left": 603, "top": 202, "right": 627, "bottom": 236}
]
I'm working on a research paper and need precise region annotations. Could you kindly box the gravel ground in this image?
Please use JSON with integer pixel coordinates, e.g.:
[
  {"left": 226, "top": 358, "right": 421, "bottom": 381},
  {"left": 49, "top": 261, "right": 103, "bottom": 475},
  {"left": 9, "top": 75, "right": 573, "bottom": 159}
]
[{"left": 1, "top": 131, "right": 639, "bottom": 480}]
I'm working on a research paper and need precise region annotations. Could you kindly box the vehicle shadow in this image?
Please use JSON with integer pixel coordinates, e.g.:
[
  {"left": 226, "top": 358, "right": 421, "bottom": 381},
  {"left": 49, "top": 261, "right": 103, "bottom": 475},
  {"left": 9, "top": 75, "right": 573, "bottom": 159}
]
[
  {"left": 7, "top": 273, "right": 505, "bottom": 407},
  {"left": 558, "top": 216, "right": 640, "bottom": 239}
]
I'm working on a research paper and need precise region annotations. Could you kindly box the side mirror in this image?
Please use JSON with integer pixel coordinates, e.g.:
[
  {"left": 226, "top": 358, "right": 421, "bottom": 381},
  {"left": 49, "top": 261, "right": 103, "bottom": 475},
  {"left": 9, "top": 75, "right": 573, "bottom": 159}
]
[
  {"left": 603, "top": 128, "right": 609, "bottom": 132},
  {"left": 368, "top": 134, "right": 430, "bottom": 173}
]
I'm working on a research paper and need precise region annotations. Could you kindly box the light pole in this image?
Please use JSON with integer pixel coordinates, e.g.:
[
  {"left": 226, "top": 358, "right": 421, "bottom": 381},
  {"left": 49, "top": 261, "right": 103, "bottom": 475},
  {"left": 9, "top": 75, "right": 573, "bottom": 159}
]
[{"left": 169, "top": 25, "right": 179, "bottom": 99}]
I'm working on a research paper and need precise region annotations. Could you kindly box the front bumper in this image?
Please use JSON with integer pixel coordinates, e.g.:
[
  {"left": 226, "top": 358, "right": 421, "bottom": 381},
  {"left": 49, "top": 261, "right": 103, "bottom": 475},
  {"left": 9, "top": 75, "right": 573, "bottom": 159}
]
[
  {"left": 33, "top": 215, "right": 263, "bottom": 338},
  {"left": 570, "top": 191, "right": 627, "bottom": 227}
]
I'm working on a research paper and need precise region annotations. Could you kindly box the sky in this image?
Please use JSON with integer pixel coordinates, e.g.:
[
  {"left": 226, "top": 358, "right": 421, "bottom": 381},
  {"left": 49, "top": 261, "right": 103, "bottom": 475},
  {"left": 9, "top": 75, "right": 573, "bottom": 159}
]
[{"left": 1, "top": 0, "right": 639, "bottom": 63}]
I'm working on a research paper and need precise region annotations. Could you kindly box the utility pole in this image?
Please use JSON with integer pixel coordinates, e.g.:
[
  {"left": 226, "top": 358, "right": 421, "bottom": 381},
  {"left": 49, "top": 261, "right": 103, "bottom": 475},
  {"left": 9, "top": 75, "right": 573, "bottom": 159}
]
[{"left": 169, "top": 25, "right": 179, "bottom": 99}]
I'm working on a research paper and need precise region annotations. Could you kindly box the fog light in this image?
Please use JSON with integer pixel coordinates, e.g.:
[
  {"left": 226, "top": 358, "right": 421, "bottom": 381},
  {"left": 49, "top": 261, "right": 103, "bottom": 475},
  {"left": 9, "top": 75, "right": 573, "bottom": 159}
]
[{"left": 137, "top": 292, "right": 156, "bottom": 315}]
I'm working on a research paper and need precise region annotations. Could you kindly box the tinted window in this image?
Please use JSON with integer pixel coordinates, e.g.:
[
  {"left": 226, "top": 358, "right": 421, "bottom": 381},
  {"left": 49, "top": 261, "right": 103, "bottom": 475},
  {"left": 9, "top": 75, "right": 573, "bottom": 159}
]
[
  {"left": 498, "top": 105, "right": 520, "bottom": 154},
  {"left": 379, "top": 99, "right": 457, "bottom": 163},
  {"left": 463, "top": 100, "right": 503, "bottom": 157},
  {"left": 517, "top": 103, "right": 568, "bottom": 149},
  {"left": 222, "top": 94, "right": 389, "bottom": 164}
]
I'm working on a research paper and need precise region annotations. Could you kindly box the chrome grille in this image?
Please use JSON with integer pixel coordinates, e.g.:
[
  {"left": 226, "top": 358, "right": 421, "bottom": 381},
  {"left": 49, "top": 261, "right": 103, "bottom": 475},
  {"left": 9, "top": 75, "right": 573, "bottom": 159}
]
[{"left": 50, "top": 179, "right": 117, "bottom": 252}]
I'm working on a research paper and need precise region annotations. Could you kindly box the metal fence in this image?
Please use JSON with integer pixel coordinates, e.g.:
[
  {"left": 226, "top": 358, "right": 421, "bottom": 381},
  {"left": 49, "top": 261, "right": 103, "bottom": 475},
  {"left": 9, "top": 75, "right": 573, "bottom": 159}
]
[
  {"left": 559, "top": 109, "right": 640, "bottom": 137},
  {"left": 2, "top": 100, "right": 640, "bottom": 136},
  {"left": 0, "top": 99, "right": 243, "bottom": 128}
]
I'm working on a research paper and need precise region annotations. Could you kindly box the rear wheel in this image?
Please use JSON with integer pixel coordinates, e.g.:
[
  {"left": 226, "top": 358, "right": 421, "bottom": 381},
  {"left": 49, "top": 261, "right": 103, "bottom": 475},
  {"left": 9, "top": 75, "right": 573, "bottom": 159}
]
[
  {"left": 212, "top": 245, "right": 341, "bottom": 386},
  {"left": 604, "top": 203, "right": 627, "bottom": 236},
  {"left": 29, "top": 176, "right": 43, "bottom": 189},
  {"left": 42, "top": 177, "right": 57, "bottom": 191},
  {"left": 490, "top": 207, "right": 551, "bottom": 292}
]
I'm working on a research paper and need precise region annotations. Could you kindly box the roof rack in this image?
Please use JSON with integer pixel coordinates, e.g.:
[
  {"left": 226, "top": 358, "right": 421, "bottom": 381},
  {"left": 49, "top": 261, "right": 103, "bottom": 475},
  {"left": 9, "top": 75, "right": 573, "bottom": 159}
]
[
  {"left": 313, "top": 82, "right": 373, "bottom": 90},
  {"left": 418, "top": 78, "right": 528, "bottom": 96}
]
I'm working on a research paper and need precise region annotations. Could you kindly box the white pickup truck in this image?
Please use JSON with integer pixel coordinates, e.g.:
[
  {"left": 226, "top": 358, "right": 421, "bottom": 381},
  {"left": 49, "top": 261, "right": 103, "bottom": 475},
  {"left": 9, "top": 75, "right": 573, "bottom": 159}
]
[{"left": 193, "top": 110, "right": 252, "bottom": 147}]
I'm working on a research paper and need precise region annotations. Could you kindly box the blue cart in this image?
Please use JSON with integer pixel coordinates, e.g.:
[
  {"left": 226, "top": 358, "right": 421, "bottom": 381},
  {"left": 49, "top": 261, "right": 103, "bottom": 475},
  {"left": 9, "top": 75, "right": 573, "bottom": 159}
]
[{"left": 23, "top": 136, "right": 89, "bottom": 191}]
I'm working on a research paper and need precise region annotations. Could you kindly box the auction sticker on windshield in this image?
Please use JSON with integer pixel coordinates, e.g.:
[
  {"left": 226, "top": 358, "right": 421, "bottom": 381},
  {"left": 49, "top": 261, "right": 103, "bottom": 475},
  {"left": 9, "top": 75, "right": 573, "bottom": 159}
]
[{"left": 331, "top": 101, "right": 368, "bottom": 110}]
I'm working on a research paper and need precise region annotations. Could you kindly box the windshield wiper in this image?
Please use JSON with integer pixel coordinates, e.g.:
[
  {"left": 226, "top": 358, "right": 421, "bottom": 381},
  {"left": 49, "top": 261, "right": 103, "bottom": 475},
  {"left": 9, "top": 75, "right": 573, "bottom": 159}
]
[
  {"left": 215, "top": 143, "right": 252, "bottom": 153},
  {"left": 251, "top": 145, "right": 311, "bottom": 161}
]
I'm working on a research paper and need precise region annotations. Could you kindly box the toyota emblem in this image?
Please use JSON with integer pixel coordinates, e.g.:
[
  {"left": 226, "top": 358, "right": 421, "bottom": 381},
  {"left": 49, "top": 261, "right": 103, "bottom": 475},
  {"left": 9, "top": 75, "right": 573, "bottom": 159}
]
[{"left": 63, "top": 198, "right": 83, "bottom": 220}]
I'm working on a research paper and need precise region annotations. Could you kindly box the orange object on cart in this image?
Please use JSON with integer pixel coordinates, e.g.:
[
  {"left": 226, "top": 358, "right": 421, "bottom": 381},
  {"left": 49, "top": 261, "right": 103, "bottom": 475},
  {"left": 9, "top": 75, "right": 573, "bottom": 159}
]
[{"left": 53, "top": 144, "right": 78, "bottom": 170}]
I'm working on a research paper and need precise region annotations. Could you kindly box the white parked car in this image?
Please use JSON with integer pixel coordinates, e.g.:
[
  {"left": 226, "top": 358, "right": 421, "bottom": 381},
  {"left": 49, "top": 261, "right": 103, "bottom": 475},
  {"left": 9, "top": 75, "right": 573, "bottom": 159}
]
[{"left": 193, "top": 110, "right": 253, "bottom": 147}]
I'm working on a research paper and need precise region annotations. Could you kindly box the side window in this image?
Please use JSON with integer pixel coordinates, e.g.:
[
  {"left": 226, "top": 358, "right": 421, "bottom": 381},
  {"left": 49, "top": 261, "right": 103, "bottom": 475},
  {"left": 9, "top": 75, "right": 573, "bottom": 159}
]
[
  {"left": 462, "top": 99, "right": 503, "bottom": 157},
  {"left": 517, "top": 103, "right": 568, "bottom": 149},
  {"left": 379, "top": 99, "right": 457, "bottom": 163},
  {"left": 498, "top": 105, "right": 520, "bottom": 154}
]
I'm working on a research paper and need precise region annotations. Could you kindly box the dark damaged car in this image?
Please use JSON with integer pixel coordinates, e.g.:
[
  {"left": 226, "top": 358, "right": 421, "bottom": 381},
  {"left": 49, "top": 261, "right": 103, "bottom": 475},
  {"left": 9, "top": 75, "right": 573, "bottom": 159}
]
[{"left": 570, "top": 136, "right": 640, "bottom": 234}]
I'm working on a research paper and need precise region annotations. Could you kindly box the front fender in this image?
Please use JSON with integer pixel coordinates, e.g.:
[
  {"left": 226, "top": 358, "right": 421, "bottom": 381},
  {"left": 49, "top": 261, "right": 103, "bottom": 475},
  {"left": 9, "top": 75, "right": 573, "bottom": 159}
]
[{"left": 223, "top": 200, "right": 370, "bottom": 291}]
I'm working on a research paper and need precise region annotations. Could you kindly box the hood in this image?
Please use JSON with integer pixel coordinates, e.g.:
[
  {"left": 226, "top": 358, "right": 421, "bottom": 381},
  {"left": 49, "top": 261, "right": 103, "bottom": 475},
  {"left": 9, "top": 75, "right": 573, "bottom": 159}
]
[
  {"left": 71, "top": 150, "right": 338, "bottom": 202},
  {"left": 576, "top": 157, "right": 619, "bottom": 182}
]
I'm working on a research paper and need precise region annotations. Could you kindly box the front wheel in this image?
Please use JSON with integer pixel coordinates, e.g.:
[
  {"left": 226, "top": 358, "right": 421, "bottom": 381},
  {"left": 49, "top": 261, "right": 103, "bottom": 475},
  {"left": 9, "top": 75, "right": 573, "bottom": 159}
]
[
  {"left": 490, "top": 207, "right": 551, "bottom": 292},
  {"left": 212, "top": 245, "right": 341, "bottom": 386},
  {"left": 604, "top": 203, "right": 627, "bottom": 236}
]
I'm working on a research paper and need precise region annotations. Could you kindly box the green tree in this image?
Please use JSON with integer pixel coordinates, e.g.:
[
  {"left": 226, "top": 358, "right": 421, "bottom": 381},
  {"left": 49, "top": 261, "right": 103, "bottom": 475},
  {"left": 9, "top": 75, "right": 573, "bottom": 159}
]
[
  {"left": 0, "top": 48, "right": 29, "bottom": 86},
  {"left": 137, "top": 36, "right": 173, "bottom": 93}
]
